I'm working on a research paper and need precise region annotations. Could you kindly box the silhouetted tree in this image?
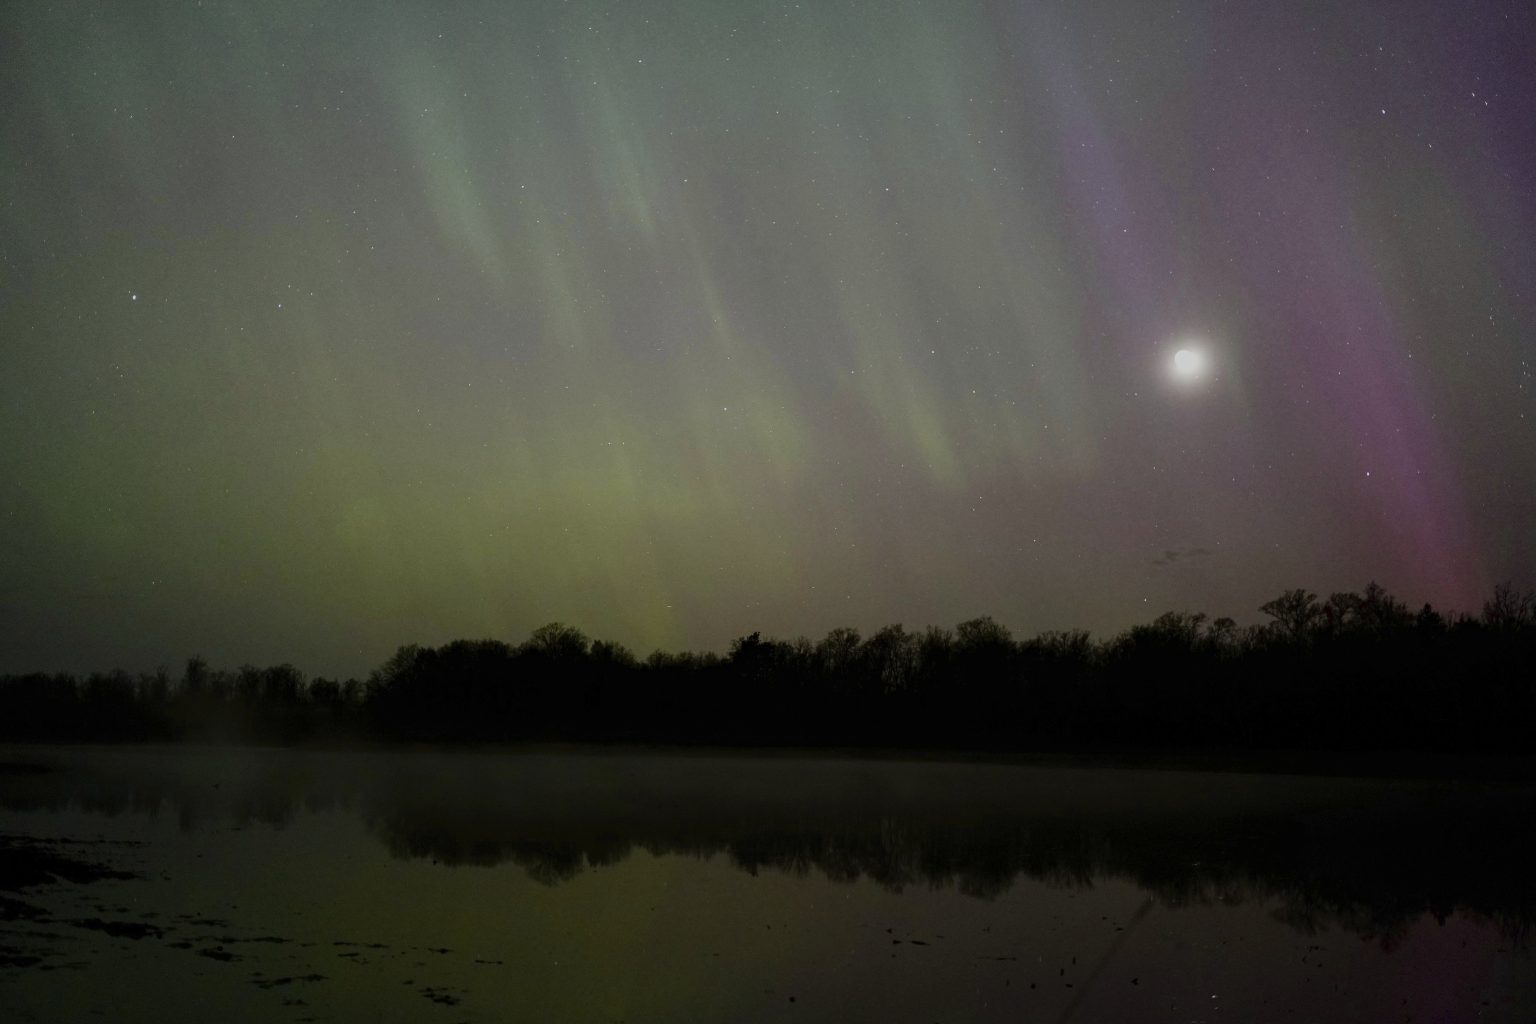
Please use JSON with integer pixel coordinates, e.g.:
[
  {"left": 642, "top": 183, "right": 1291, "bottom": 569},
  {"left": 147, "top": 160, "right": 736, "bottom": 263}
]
[
  {"left": 1261, "top": 588, "right": 1321, "bottom": 642},
  {"left": 1484, "top": 582, "right": 1535, "bottom": 629},
  {"left": 524, "top": 622, "right": 590, "bottom": 660}
]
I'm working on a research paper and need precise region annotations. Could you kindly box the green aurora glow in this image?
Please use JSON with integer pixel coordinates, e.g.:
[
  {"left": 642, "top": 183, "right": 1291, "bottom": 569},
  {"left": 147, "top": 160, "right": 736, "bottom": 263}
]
[{"left": 2, "top": 0, "right": 1533, "bottom": 674}]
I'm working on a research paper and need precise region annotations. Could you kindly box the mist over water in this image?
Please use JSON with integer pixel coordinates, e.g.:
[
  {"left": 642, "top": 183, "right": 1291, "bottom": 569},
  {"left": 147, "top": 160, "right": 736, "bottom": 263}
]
[{"left": 2, "top": 746, "right": 1534, "bottom": 1021}]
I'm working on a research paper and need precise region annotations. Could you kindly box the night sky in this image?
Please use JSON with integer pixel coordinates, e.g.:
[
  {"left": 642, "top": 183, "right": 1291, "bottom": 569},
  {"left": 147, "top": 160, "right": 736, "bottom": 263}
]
[{"left": 3, "top": 0, "right": 1533, "bottom": 677}]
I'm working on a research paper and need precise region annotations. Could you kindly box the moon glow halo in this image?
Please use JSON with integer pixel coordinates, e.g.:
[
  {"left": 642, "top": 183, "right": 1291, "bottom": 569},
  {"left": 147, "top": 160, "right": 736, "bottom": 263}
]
[{"left": 1171, "top": 346, "right": 1209, "bottom": 383}]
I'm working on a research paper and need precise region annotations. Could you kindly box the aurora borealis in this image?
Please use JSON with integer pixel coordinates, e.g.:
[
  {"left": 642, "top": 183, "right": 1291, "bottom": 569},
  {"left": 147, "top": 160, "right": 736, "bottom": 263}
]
[{"left": 2, "top": 0, "right": 1533, "bottom": 676}]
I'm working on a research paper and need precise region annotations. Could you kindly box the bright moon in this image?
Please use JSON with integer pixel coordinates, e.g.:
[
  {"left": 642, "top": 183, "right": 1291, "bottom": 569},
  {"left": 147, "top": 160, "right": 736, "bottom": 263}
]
[{"left": 1172, "top": 347, "right": 1208, "bottom": 381}]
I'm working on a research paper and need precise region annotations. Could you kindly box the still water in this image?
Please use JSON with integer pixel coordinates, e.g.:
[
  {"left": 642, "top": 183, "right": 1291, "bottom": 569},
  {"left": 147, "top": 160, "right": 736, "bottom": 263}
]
[{"left": 1, "top": 745, "right": 1532, "bottom": 1022}]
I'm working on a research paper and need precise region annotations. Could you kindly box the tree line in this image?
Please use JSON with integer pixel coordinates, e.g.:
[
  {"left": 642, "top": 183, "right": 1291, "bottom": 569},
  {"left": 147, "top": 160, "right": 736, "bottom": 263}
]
[{"left": 2, "top": 582, "right": 1533, "bottom": 753}]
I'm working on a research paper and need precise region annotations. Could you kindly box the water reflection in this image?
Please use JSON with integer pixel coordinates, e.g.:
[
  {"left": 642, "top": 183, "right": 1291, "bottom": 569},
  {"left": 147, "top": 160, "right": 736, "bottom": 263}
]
[{"left": 3, "top": 747, "right": 1533, "bottom": 945}]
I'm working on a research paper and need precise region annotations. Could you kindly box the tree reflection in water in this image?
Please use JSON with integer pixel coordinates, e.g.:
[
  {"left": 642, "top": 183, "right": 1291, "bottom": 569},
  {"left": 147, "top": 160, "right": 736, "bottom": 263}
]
[{"left": 3, "top": 748, "right": 1531, "bottom": 947}]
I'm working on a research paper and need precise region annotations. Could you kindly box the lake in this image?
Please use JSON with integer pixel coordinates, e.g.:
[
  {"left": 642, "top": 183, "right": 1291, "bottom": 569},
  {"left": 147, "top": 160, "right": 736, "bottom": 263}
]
[{"left": 2, "top": 745, "right": 1533, "bottom": 1022}]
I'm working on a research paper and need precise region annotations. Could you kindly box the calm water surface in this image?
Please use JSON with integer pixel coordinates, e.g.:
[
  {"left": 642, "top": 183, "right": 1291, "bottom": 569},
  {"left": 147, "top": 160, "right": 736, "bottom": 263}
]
[{"left": 1, "top": 745, "right": 1532, "bottom": 1022}]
